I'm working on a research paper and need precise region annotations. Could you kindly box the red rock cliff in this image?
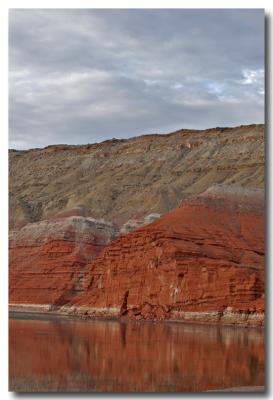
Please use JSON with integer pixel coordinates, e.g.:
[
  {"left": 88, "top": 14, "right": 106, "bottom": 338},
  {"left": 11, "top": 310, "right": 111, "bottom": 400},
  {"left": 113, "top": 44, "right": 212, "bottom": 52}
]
[
  {"left": 67, "top": 186, "right": 264, "bottom": 326},
  {"left": 9, "top": 186, "right": 264, "bottom": 327},
  {"left": 9, "top": 216, "right": 118, "bottom": 307}
]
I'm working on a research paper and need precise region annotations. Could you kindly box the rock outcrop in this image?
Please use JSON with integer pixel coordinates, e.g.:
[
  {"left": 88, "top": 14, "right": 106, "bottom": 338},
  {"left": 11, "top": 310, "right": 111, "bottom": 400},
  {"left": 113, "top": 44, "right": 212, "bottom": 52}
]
[
  {"left": 120, "top": 213, "right": 161, "bottom": 235},
  {"left": 9, "top": 216, "right": 118, "bottom": 306},
  {"left": 10, "top": 186, "right": 263, "bottom": 326},
  {"left": 9, "top": 124, "right": 264, "bottom": 229},
  {"left": 9, "top": 124, "right": 265, "bottom": 327}
]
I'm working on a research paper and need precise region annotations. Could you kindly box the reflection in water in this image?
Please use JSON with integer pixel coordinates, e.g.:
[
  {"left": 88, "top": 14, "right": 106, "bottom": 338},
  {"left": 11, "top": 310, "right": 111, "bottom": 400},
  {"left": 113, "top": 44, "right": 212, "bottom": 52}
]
[{"left": 9, "top": 317, "right": 264, "bottom": 392}]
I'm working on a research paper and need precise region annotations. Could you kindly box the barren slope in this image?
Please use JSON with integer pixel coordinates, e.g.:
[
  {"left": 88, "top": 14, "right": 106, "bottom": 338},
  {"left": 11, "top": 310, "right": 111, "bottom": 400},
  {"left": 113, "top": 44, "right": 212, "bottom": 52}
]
[{"left": 9, "top": 124, "right": 264, "bottom": 229}]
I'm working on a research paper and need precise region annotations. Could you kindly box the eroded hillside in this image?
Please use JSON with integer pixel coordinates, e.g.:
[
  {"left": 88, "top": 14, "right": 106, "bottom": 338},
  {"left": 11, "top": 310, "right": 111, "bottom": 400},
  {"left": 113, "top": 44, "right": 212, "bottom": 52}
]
[{"left": 9, "top": 124, "right": 264, "bottom": 229}]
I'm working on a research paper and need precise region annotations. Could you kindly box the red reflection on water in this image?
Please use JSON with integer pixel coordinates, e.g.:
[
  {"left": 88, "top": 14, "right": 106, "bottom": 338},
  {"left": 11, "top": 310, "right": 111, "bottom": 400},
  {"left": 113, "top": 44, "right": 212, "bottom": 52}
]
[{"left": 9, "top": 317, "right": 264, "bottom": 392}]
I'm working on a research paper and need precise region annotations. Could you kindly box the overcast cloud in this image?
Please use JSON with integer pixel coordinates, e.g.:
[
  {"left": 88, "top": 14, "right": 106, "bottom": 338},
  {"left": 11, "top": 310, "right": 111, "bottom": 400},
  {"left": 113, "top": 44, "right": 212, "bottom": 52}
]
[{"left": 9, "top": 9, "right": 264, "bottom": 149}]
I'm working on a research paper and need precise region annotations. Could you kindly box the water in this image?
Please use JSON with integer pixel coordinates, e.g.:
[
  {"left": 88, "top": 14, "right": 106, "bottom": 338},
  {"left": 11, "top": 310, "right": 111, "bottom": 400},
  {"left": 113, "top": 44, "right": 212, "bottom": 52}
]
[{"left": 9, "top": 316, "right": 264, "bottom": 392}]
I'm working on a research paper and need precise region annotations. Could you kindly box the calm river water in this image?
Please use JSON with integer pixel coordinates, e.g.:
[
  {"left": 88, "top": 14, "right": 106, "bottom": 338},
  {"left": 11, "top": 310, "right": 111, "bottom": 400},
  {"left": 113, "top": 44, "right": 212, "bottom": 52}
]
[{"left": 9, "top": 316, "right": 264, "bottom": 392}]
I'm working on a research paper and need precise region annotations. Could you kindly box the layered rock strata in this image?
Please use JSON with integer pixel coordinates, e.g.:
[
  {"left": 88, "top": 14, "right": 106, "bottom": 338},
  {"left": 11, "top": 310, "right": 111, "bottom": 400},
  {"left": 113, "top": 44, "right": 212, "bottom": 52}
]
[
  {"left": 10, "top": 186, "right": 263, "bottom": 326},
  {"left": 9, "top": 124, "right": 264, "bottom": 229},
  {"left": 120, "top": 213, "right": 161, "bottom": 235},
  {"left": 9, "top": 216, "right": 118, "bottom": 306}
]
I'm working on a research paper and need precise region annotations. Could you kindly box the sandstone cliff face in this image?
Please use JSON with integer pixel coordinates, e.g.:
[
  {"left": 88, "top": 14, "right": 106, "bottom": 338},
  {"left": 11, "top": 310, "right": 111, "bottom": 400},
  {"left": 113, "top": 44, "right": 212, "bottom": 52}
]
[
  {"left": 9, "top": 216, "right": 118, "bottom": 306},
  {"left": 23, "top": 186, "right": 263, "bottom": 327},
  {"left": 9, "top": 187, "right": 264, "bottom": 326},
  {"left": 9, "top": 124, "right": 264, "bottom": 229}
]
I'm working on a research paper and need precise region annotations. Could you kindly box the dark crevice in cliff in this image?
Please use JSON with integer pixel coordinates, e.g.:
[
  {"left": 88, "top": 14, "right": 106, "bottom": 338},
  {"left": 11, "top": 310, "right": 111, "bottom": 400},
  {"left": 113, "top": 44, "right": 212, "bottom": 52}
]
[{"left": 120, "top": 290, "right": 129, "bottom": 316}]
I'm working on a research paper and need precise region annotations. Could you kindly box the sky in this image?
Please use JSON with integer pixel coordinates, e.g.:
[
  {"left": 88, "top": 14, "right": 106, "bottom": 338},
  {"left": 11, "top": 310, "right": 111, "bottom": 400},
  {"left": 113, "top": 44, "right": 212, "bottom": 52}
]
[{"left": 9, "top": 9, "right": 264, "bottom": 149}]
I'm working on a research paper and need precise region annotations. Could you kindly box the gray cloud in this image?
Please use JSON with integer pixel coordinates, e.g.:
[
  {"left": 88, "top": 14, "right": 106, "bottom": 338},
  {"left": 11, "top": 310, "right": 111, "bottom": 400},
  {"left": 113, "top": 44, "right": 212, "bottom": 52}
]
[{"left": 9, "top": 9, "right": 264, "bottom": 149}]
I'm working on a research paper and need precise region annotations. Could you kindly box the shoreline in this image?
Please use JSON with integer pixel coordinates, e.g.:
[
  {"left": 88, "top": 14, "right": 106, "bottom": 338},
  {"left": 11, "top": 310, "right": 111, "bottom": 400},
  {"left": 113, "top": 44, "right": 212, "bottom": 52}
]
[{"left": 9, "top": 304, "right": 265, "bottom": 329}]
